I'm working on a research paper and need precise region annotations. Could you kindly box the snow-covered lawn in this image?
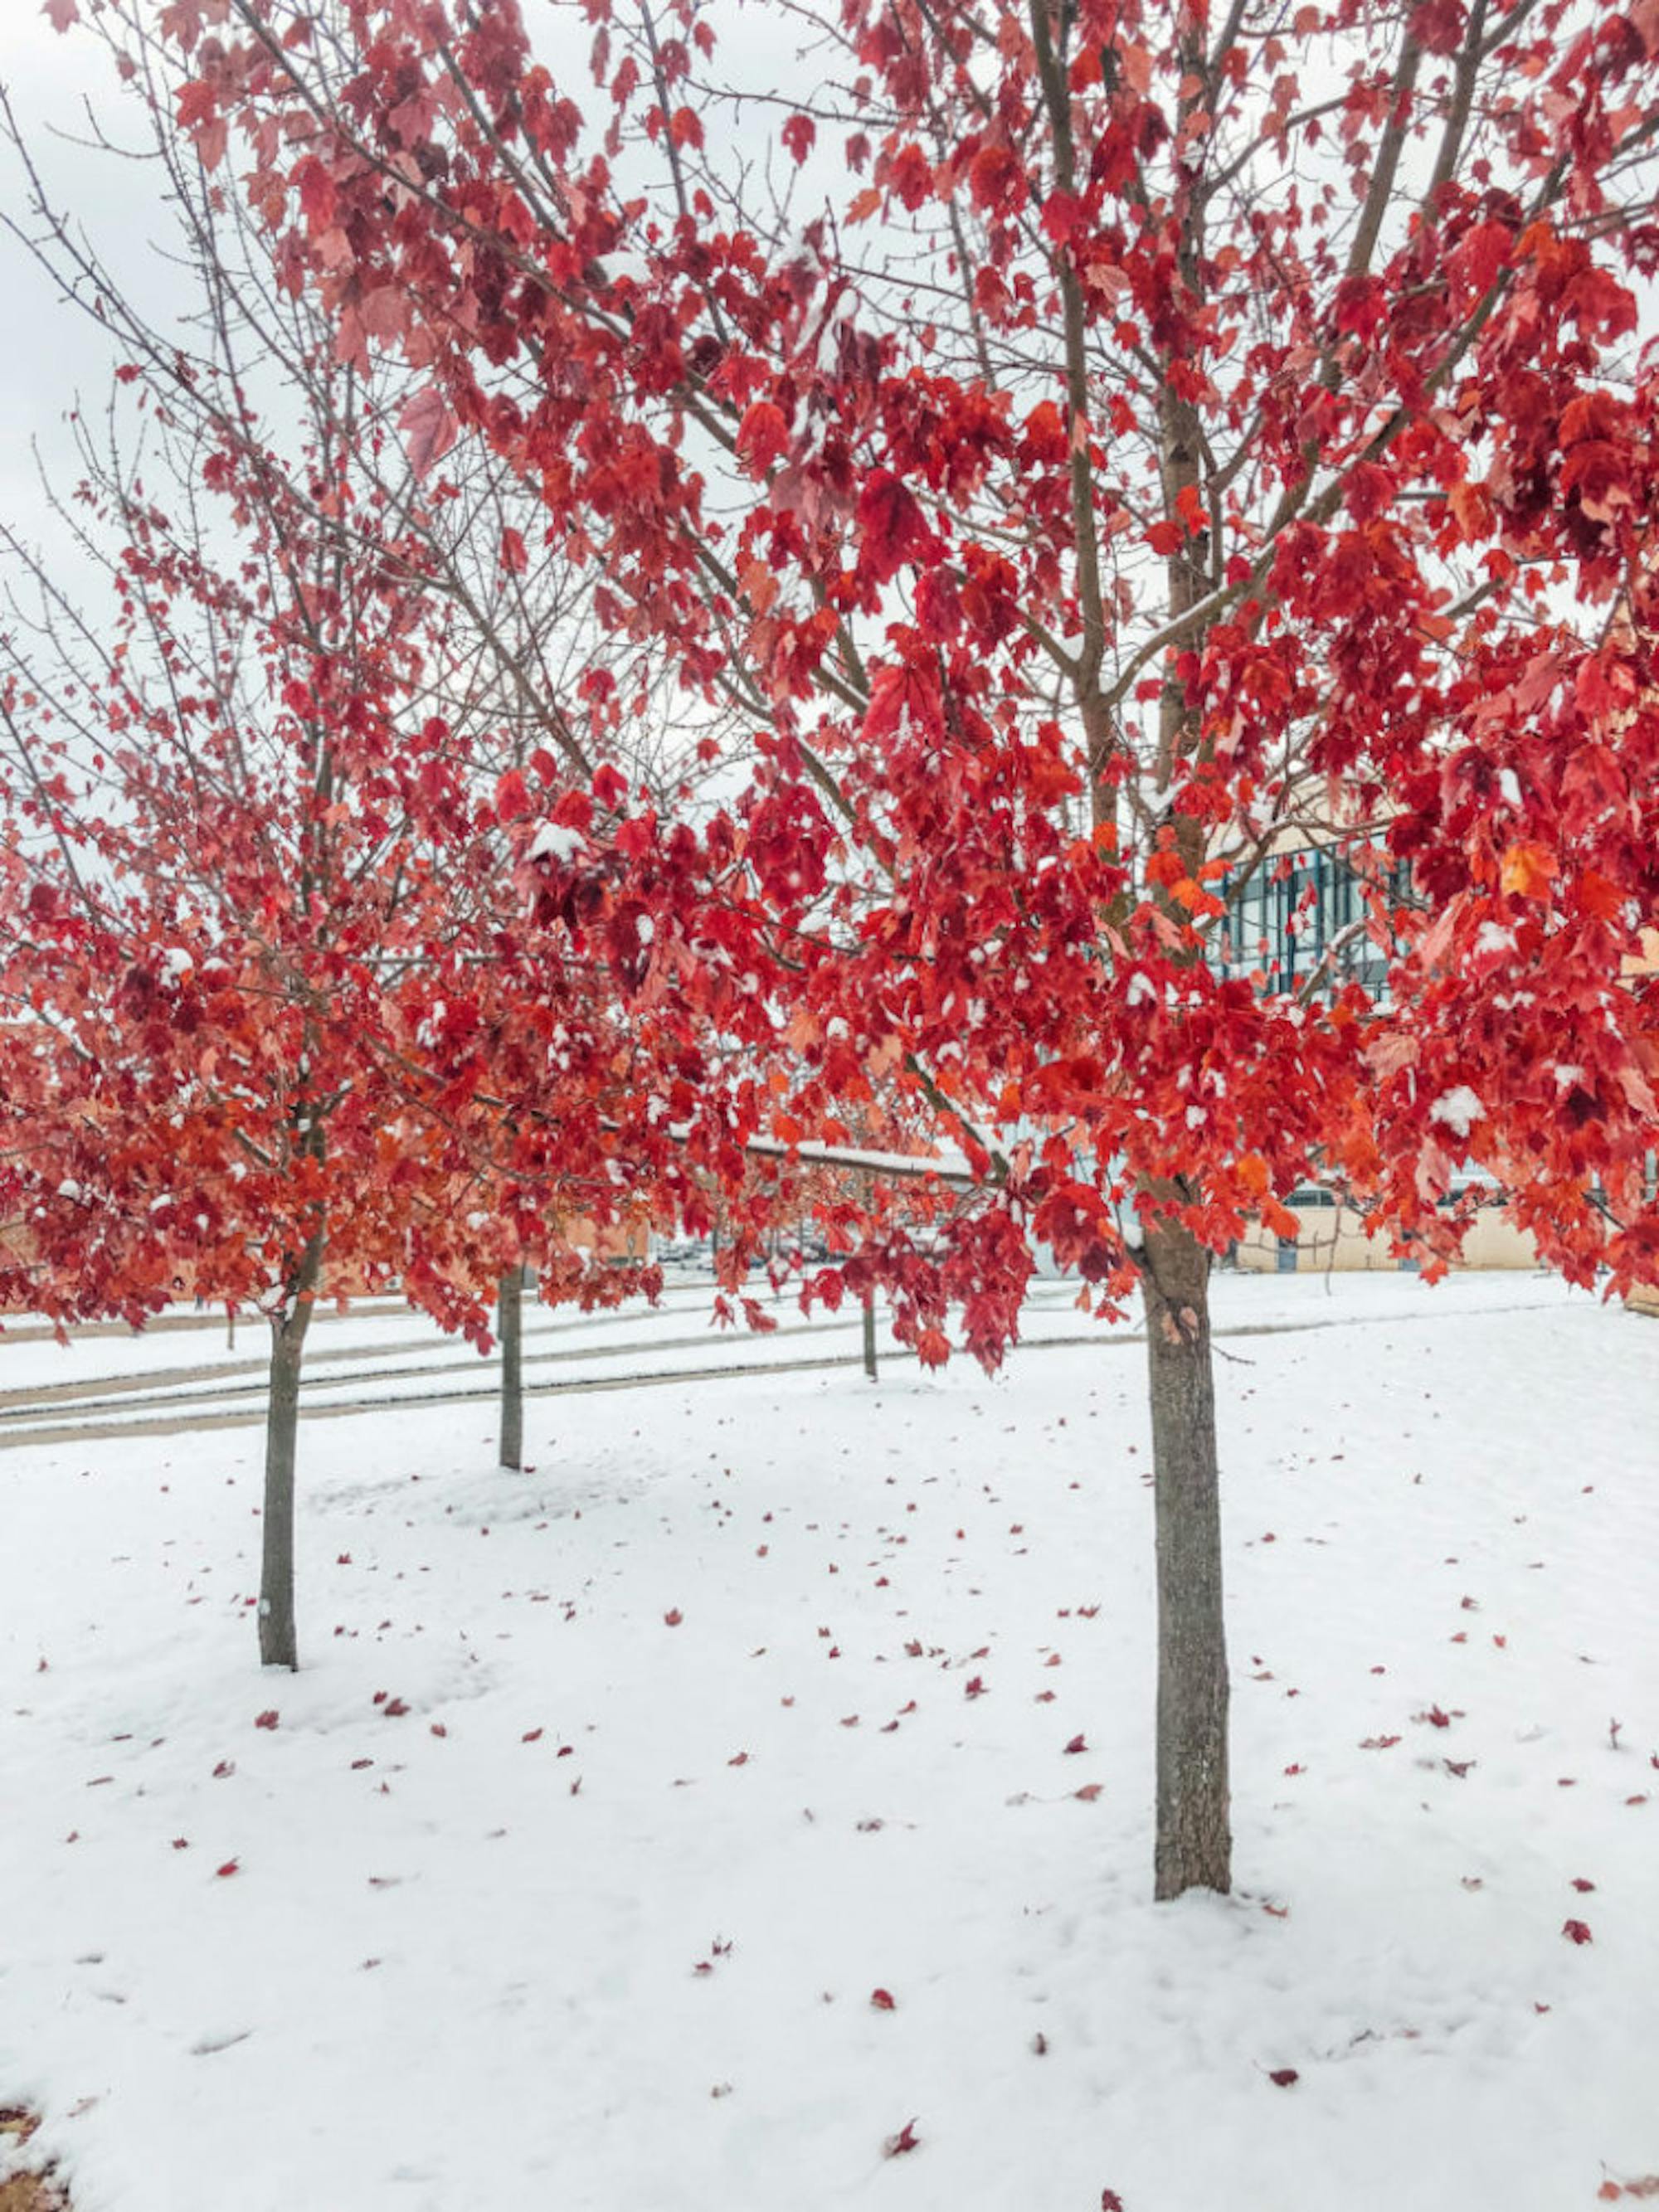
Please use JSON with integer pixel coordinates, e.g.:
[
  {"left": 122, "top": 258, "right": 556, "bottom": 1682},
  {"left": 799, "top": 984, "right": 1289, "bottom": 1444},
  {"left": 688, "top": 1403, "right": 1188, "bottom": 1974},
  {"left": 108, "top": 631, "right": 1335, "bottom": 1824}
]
[{"left": 2, "top": 1276, "right": 1657, "bottom": 2211}]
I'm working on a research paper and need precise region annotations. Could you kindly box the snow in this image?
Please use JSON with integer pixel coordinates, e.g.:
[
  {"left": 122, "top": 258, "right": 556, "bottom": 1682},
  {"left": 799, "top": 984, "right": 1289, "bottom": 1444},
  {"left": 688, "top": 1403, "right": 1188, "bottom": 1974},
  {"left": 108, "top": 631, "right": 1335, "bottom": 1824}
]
[
  {"left": 1429, "top": 1086, "right": 1486, "bottom": 1140},
  {"left": 744, "top": 1135, "right": 976, "bottom": 1183},
  {"left": 528, "top": 821, "right": 584, "bottom": 864},
  {"left": 158, "top": 947, "right": 193, "bottom": 985},
  {"left": 1126, "top": 971, "right": 1158, "bottom": 1008},
  {"left": 1499, "top": 768, "right": 1523, "bottom": 808},
  {"left": 1475, "top": 924, "right": 1515, "bottom": 957},
  {"left": 2, "top": 1278, "right": 1659, "bottom": 2212}
]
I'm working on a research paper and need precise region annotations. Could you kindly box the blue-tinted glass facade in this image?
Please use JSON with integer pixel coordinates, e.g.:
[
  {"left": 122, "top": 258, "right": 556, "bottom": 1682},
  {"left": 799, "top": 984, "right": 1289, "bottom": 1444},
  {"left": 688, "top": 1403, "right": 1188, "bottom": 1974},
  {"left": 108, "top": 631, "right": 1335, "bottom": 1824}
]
[{"left": 1219, "top": 846, "right": 1407, "bottom": 997}]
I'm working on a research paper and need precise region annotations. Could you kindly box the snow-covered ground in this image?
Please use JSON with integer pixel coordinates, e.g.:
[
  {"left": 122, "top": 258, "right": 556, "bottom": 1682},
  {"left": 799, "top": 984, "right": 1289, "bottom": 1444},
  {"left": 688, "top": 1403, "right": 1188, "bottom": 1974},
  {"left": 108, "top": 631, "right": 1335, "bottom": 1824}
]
[
  {"left": 2, "top": 1274, "right": 1657, "bottom": 2211},
  {"left": 0, "top": 1266, "right": 1584, "bottom": 1437}
]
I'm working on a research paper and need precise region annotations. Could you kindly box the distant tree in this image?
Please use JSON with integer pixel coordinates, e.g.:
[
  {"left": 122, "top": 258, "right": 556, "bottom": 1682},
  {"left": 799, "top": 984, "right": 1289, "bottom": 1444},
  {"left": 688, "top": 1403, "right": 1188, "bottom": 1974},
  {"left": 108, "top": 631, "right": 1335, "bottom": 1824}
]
[{"left": 0, "top": 373, "right": 664, "bottom": 1665}]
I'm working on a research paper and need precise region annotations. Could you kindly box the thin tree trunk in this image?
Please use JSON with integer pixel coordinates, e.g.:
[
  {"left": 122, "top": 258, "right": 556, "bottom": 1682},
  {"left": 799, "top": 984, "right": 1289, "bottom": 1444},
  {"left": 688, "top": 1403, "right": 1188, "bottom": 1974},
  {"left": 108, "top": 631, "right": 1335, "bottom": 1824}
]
[
  {"left": 498, "top": 1266, "right": 524, "bottom": 1471},
  {"left": 258, "top": 1232, "right": 323, "bottom": 1671},
  {"left": 862, "top": 1288, "right": 878, "bottom": 1381},
  {"left": 1141, "top": 1219, "right": 1231, "bottom": 1898}
]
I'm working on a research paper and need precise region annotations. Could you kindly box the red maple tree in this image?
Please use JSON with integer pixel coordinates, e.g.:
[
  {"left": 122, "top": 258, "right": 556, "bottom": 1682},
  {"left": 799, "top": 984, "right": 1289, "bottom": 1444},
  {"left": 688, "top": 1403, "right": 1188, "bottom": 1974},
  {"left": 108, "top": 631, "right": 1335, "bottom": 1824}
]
[
  {"left": 53, "top": 0, "right": 1659, "bottom": 1893},
  {"left": 0, "top": 351, "right": 674, "bottom": 1667}
]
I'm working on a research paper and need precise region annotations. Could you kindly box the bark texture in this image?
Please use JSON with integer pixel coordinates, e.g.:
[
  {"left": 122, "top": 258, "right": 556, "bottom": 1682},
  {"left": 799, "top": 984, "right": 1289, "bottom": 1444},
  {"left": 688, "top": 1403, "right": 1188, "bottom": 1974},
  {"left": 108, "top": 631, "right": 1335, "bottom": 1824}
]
[
  {"left": 498, "top": 1266, "right": 524, "bottom": 1471},
  {"left": 1141, "top": 1219, "right": 1232, "bottom": 1898},
  {"left": 862, "top": 1290, "right": 878, "bottom": 1381},
  {"left": 258, "top": 1232, "right": 323, "bottom": 1670}
]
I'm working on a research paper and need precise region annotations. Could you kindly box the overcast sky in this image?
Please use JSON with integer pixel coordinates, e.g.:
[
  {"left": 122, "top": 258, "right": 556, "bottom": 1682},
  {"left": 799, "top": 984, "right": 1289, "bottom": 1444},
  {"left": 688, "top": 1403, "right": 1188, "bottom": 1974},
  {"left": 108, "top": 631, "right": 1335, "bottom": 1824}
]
[{"left": 0, "top": 10, "right": 178, "bottom": 566}]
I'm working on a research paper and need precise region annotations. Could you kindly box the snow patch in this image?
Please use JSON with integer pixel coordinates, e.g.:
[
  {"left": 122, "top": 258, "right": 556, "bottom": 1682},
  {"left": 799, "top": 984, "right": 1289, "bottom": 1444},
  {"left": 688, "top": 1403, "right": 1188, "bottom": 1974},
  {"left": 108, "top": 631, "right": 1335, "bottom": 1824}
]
[
  {"left": 528, "top": 821, "right": 585, "bottom": 864},
  {"left": 1429, "top": 1086, "right": 1486, "bottom": 1140}
]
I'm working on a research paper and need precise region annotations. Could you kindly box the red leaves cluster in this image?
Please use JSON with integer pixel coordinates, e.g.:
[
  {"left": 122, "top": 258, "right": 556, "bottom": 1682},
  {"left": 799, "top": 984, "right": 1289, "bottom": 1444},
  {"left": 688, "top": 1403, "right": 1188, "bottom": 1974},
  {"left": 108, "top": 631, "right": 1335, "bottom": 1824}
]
[{"left": 18, "top": 0, "right": 1659, "bottom": 1385}]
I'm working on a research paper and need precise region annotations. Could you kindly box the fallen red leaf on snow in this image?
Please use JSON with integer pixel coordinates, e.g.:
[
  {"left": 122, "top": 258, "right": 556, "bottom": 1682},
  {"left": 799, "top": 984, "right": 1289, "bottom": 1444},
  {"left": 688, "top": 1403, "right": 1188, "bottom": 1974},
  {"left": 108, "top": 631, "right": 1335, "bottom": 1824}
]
[
  {"left": 215, "top": 1860, "right": 239, "bottom": 1879},
  {"left": 1267, "top": 2069, "right": 1299, "bottom": 2088},
  {"left": 883, "top": 2119, "right": 921, "bottom": 2157},
  {"left": 664, "top": 1608, "right": 684, "bottom": 1626},
  {"left": 870, "top": 1988, "right": 896, "bottom": 2010},
  {"left": 1562, "top": 1918, "right": 1594, "bottom": 1945}
]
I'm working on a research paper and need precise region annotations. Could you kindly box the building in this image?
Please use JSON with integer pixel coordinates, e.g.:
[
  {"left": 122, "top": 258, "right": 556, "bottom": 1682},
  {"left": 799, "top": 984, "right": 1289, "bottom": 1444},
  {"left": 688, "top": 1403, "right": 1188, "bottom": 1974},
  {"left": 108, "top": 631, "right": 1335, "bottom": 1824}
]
[{"left": 1219, "top": 838, "right": 1540, "bottom": 1273}]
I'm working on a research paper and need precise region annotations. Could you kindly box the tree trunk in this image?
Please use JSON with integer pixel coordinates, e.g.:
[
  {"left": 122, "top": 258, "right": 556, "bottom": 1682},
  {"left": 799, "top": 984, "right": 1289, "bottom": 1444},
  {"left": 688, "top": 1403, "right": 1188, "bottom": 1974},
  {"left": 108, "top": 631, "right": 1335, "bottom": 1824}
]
[
  {"left": 1141, "top": 1219, "right": 1231, "bottom": 1899},
  {"left": 862, "top": 1288, "right": 878, "bottom": 1381},
  {"left": 498, "top": 1266, "right": 524, "bottom": 1471},
  {"left": 258, "top": 1236, "right": 322, "bottom": 1671}
]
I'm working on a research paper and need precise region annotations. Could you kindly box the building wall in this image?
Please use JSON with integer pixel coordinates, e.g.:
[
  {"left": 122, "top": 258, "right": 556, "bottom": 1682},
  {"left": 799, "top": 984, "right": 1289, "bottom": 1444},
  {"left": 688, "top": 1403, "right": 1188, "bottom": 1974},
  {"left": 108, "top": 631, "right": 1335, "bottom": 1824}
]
[{"left": 1235, "top": 1197, "right": 1538, "bottom": 1273}]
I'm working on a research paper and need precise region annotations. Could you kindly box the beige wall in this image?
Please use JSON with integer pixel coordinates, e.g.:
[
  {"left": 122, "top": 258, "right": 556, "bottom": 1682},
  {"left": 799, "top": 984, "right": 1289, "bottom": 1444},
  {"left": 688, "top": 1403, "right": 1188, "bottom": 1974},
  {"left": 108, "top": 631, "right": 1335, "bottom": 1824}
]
[{"left": 1236, "top": 1200, "right": 1537, "bottom": 1274}]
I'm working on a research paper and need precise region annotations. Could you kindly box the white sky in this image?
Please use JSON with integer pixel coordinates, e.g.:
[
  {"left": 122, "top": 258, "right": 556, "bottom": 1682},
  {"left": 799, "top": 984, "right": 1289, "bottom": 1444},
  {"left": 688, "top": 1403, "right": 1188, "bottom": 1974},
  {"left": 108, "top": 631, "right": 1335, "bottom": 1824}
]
[{"left": 0, "top": 6, "right": 190, "bottom": 589}]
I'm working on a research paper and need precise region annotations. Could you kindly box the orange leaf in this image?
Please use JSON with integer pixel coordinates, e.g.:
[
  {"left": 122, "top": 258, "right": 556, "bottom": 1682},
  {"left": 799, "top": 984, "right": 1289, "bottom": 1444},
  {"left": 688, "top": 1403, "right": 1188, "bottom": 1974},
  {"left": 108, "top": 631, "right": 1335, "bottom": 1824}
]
[{"left": 1500, "top": 841, "right": 1558, "bottom": 900}]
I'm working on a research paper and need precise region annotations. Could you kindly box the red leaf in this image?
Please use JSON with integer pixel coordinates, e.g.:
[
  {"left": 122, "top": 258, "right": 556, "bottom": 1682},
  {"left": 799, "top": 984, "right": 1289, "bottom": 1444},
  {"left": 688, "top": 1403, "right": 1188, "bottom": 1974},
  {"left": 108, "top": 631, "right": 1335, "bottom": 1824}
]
[
  {"left": 397, "top": 385, "right": 459, "bottom": 479},
  {"left": 1042, "top": 189, "right": 1083, "bottom": 243},
  {"left": 500, "top": 526, "right": 528, "bottom": 576},
  {"left": 1344, "top": 461, "right": 1396, "bottom": 523},
  {"left": 1562, "top": 1918, "right": 1594, "bottom": 1945},
  {"left": 1063, "top": 1733, "right": 1087, "bottom": 1754},
  {"left": 781, "top": 113, "right": 815, "bottom": 164},
  {"left": 964, "top": 1675, "right": 987, "bottom": 1699},
  {"left": 1267, "top": 2069, "right": 1300, "bottom": 2088},
  {"left": 664, "top": 1607, "right": 684, "bottom": 1626},
  {"left": 253, "top": 1709, "right": 279, "bottom": 1730},
  {"left": 737, "top": 401, "right": 790, "bottom": 474},
  {"left": 883, "top": 2119, "right": 921, "bottom": 2157},
  {"left": 855, "top": 470, "right": 937, "bottom": 584},
  {"left": 171, "top": 1837, "right": 190, "bottom": 1850},
  {"left": 215, "top": 1860, "right": 240, "bottom": 1879},
  {"left": 522, "top": 1728, "right": 543, "bottom": 1743},
  {"left": 1571, "top": 1877, "right": 1597, "bottom": 1892},
  {"left": 495, "top": 769, "right": 532, "bottom": 821},
  {"left": 870, "top": 1987, "right": 897, "bottom": 2010},
  {"left": 1102, "top": 2195, "right": 1126, "bottom": 2212},
  {"left": 1073, "top": 1782, "right": 1104, "bottom": 1801}
]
